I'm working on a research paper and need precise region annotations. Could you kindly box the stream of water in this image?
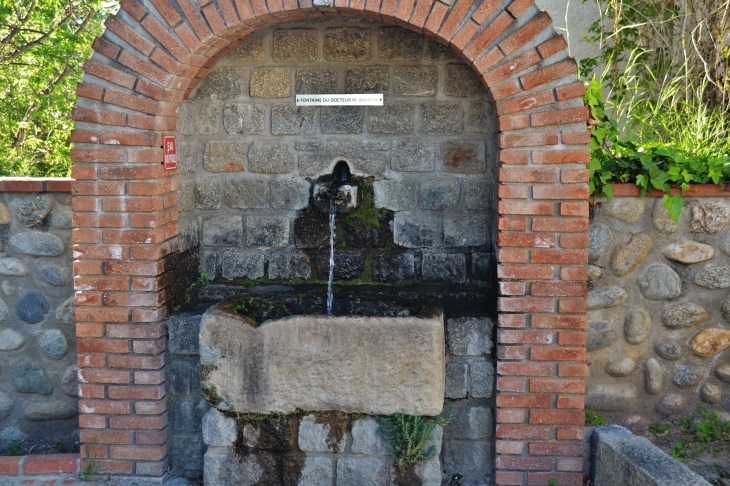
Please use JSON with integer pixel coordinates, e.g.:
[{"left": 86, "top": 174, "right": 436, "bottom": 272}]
[{"left": 326, "top": 195, "right": 336, "bottom": 314}]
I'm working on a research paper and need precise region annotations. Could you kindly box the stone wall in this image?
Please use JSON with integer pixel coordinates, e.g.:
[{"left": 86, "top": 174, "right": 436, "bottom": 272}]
[
  {"left": 588, "top": 194, "right": 730, "bottom": 422},
  {"left": 175, "top": 17, "right": 497, "bottom": 286},
  {"left": 0, "top": 183, "right": 77, "bottom": 453}
]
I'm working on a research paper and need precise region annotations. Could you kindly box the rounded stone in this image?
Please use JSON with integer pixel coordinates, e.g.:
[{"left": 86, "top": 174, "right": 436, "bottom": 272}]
[
  {"left": 9, "top": 232, "right": 65, "bottom": 256},
  {"left": 55, "top": 296, "right": 75, "bottom": 325},
  {"left": 722, "top": 232, "right": 730, "bottom": 256},
  {"left": 644, "top": 358, "right": 663, "bottom": 395},
  {"left": 0, "top": 258, "right": 29, "bottom": 276},
  {"left": 587, "top": 321, "right": 617, "bottom": 351},
  {"left": 691, "top": 201, "right": 730, "bottom": 233},
  {"left": 0, "top": 298, "right": 7, "bottom": 323},
  {"left": 0, "top": 330, "right": 25, "bottom": 351},
  {"left": 40, "top": 265, "right": 65, "bottom": 286},
  {"left": 663, "top": 241, "right": 714, "bottom": 264},
  {"left": 715, "top": 364, "right": 730, "bottom": 383},
  {"left": 694, "top": 265, "right": 730, "bottom": 289},
  {"left": 24, "top": 400, "right": 77, "bottom": 421},
  {"left": 588, "top": 265, "right": 603, "bottom": 283},
  {"left": 606, "top": 357, "right": 636, "bottom": 377},
  {"left": 655, "top": 340, "right": 683, "bottom": 361},
  {"left": 662, "top": 303, "right": 708, "bottom": 329},
  {"left": 587, "top": 286, "right": 627, "bottom": 310},
  {"left": 588, "top": 223, "right": 612, "bottom": 263},
  {"left": 689, "top": 328, "right": 730, "bottom": 358},
  {"left": 604, "top": 197, "right": 644, "bottom": 223},
  {"left": 0, "top": 202, "right": 11, "bottom": 225},
  {"left": 17, "top": 194, "right": 53, "bottom": 227},
  {"left": 656, "top": 394, "right": 687, "bottom": 415},
  {"left": 653, "top": 198, "right": 679, "bottom": 234},
  {"left": 0, "top": 392, "right": 13, "bottom": 421},
  {"left": 12, "top": 358, "right": 52, "bottom": 395},
  {"left": 49, "top": 210, "right": 72, "bottom": 229},
  {"left": 61, "top": 366, "right": 79, "bottom": 397},
  {"left": 673, "top": 365, "right": 704, "bottom": 387},
  {"left": 586, "top": 383, "right": 638, "bottom": 411},
  {"left": 625, "top": 309, "right": 651, "bottom": 344},
  {"left": 700, "top": 382, "right": 722, "bottom": 404},
  {"left": 37, "top": 329, "right": 68, "bottom": 360},
  {"left": 638, "top": 264, "right": 682, "bottom": 300},
  {"left": 611, "top": 232, "right": 653, "bottom": 277},
  {"left": 14, "top": 290, "right": 50, "bottom": 324}
]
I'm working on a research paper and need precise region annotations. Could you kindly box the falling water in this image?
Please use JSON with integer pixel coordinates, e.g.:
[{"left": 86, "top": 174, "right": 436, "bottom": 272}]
[{"left": 326, "top": 194, "right": 336, "bottom": 315}]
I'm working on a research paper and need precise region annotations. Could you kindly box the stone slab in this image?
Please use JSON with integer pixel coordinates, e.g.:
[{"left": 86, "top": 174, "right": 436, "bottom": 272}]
[{"left": 200, "top": 304, "right": 445, "bottom": 415}]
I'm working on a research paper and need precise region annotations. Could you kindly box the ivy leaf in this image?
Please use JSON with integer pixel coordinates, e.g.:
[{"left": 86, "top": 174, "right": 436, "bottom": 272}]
[
  {"left": 603, "top": 184, "right": 614, "bottom": 200},
  {"left": 663, "top": 194, "right": 685, "bottom": 224}
]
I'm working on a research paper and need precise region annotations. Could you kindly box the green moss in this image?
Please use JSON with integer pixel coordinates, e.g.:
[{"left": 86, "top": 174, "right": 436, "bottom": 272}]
[{"left": 344, "top": 181, "right": 386, "bottom": 230}]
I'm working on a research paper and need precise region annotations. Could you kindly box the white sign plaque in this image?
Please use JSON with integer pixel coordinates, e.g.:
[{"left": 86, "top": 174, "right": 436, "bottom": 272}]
[{"left": 296, "top": 94, "right": 383, "bottom": 106}]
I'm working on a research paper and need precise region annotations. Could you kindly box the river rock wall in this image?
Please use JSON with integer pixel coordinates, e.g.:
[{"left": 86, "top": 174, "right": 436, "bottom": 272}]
[
  {"left": 588, "top": 196, "right": 730, "bottom": 421},
  {"left": 0, "top": 188, "right": 77, "bottom": 453}
]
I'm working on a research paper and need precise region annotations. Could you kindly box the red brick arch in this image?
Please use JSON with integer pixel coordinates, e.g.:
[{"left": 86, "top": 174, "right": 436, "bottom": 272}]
[{"left": 71, "top": 0, "right": 589, "bottom": 483}]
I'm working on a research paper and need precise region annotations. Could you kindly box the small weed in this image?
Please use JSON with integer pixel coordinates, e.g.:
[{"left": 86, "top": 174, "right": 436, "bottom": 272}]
[
  {"left": 585, "top": 409, "right": 607, "bottom": 426},
  {"left": 548, "top": 478, "right": 558, "bottom": 486},
  {"left": 3, "top": 443, "right": 21, "bottom": 456},
  {"left": 375, "top": 407, "right": 453, "bottom": 468},
  {"left": 79, "top": 439, "right": 100, "bottom": 482},
  {"left": 649, "top": 421, "right": 671, "bottom": 435},
  {"left": 55, "top": 439, "right": 67, "bottom": 453},
  {"left": 679, "top": 415, "right": 694, "bottom": 430},
  {"left": 696, "top": 407, "right": 730, "bottom": 443},
  {"left": 672, "top": 441, "right": 686, "bottom": 459}
]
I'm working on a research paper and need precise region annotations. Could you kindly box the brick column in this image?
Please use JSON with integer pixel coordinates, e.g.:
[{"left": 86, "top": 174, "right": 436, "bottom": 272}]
[{"left": 71, "top": 0, "right": 589, "bottom": 481}]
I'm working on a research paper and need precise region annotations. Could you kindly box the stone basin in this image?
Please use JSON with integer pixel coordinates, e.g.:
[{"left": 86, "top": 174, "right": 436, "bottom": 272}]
[{"left": 199, "top": 296, "right": 446, "bottom": 416}]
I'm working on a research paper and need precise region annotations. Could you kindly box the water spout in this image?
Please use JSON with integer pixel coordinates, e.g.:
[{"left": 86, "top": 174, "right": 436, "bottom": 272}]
[{"left": 326, "top": 192, "right": 336, "bottom": 315}]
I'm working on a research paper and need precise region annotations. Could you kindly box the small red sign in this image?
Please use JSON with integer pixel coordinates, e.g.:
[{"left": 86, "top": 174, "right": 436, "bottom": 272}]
[{"left": 162, "top": 135, "right": 177, "bottom": 170}]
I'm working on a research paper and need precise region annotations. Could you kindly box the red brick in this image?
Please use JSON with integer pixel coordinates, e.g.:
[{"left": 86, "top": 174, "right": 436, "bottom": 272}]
[
  {"left": 500, "top": 132, "right": 558, "bottom": 148},
  {"left": 94, "top": 460, "right": 134, "bottom": 475},
  {"left": 555, "top": 81, "right": 586, "bottom": 101},
  {"left": 500, "top": 149, "right": 529, "bottom": 165},
  {"left": 105, "top": 15, "right": 155, "bottom": 56},
  {"left": 499, "top": 314, "right": 526, "bottom": 328},
  {"left": 70, "top": 148, "right": 125, "bottom": 163},
  {"left": 531, "top": 282, "right": 587, "bottom": 297},
  {"left": 485, "top": 49, "right": 540, "bottom": 86},
  {"left": 472, "top": 0, "right": 501, "bottom": 23},
  {"left": 500, "top": 282, "right": 526, "bottom": 296},
  {"left": 560, "top": 235, "right": 589, "bottom": 249},
  {"left": 78, "top": 353, "right": 105, "bottom": 368},
  {"left": 80, "top": 370, "right": 131, "bottom": 385},
  {"left": 499, "top": 11, "right": 551, "bottom": 55},
  {"left": 463, "top": 12, "right": 513, "bottom": 60},
  {"left": 561, "top": 201, "right": 589, "bottom": 216},
  {"left": 110, "top": 415, "right": 168, "bottom": 430},
  {"left": 530, "top": 378, "right": 584, "bottom": 393},
  {"left": 73, "top": 214, "right": 126, "bottom": 228},
  {"left": 499, "top": 114, "right": 530, "bottom": 132},
  {"left": 83, "top": 60, "right": 136, "bottom": 90},
  {"left": 79, "top": 400, "right": 131, "bottom": 415},
  {"left": 76, "top": 307, "right": 129, "bottom": 323},
  {"left": 150, "top": 0, "right": 183, "bottom": 26},
  {"left": 408, "top": 0, "right": 435, "bottom": 29},
  {"left": 497, "top": 377, "right": 526, "bottom": 392},
  {"left": 133, "top": 338, "right": 167, "bottom": 354},
  {"left": 499, "top": 167, "right": 558, "bottom": 184},
  {"left": 78, "top": 339, "right": 129, "bottom": 354},
  {"left": 499, "top": 346, "right": 527, "bottom": 360},
  {"left": 450, "top": 20, "right": 479, "bottom": 51},
  {"left": 521, "top": 59, "right": 578, "bottom": 90},
  {"left": 498, "top": 233, "right": 555, "bottom": 248},
  {"left": 496, "top": 440, "right": 525, "bottom": 454},
  {"left": 103, "top": 261, "right": 164, "bottom": 276},
  {"left": 473, "top": 47, "right": 503, "bottom": 74},
  {"left": 527, "top": 473, "right": 583, "bottom": 485},
  {"left": 136, "top": 430, "right": 168, "bottom": 445},
  {"left": 110, "top": 445, "right": 167, "bottom": 461},
  {"left": 496, "top": 456, "right": 551, "bottom": 471},
  {"left": 108, "top": 354, "right": 164, "bottom": 370},
  {"left": 506, "top": 0, "right": 534, "bottom": 17},
  {"left": 498, "top": 217, "right": 528, "bottom": 232},
  {"left": 439, "top": 0, "right": 473, "bottom": 40},
  {"left": 134, "top": 370, "right": 166, "bottom": 385},
  {"left": 557, "top": 395, "right": 585, "bottom": 409},
  {"left": 532, "top": 185, "right": 589, "bottom": 200},
  {"left": 108, "top": 384, "right": 165, "bottom": 400},
  {"left": 561, "top": 168, "right": 589, "bottom": 183},
  {"left": 495, "top": 471, "right": 524, "bottom": 485},
  {"left": 496, "top": 89, "right": 555, "bottom": 115},
  {"left": 531, "top": 250, "right": 587, "bottom": 265},
  {"left": 532, "top": 217, "right": 588, "bottom": 233},
  {"left": 71, "top": 166, "right": 98, "bottom": 181},
  {"left": 77, "top": 324, "right": 105, "bottom": 338},
  {"left": 559, "top": 298, "right": 587, "bottom": 313},
  {"left": 496, "top": 425, "right": 552, "bottom": 440},
  {"left": 79, "top": 384, "right": 106, "bottom": 399},
  {"left": 529, "top": 441, "right": 583, "bottom": 456},
  {"left": 531, "top": 106, "right": 588, "bottom": 127},
  {"left": 24, "top": 454, "right": 80, "bottom": 475},
  {"left": 499, "top": 330, "right": 552, "bottom": 344},
  {"left": 497, "top": 409, "right": 527, "bottom": 424},
  {"left": 422, "top": 1, "right": 449, "bottom": 35},
  {"left": 530, "top": 410, "right": 584, "bottom": 425},
  {"left": 75, "top": 277, "right": 128, "bottom": 292},
  {"left": 533, "top": 149, "right": 591, "bottom": 165},
  {"left": 557, "top": 426, "right": 584, "bottom": 440},
  {"left": 557, "top": 457, "right": 584, "bottom": 472},
  {"left": 72, "top": 108, "right": 126, "bottom": 127},
  {"left": 136, "top": 399, "right": 168, "bottom": 415},
  {"left": 498, "top": 185, "right": 529, "bottom": 199},
  {"left": 497, "top": 362, "right": 553, "bottom": 377},
  {"left": 73, "top": 181, "right": 125, "bottom": 196},
  {"left": 563, "top": 130, "right": 591, "bottom": 145},
  {"left": 497, "top": 394, "right": 552, "bottom": 408},
  {"left": 530, "top": 346, "right": 586, "bottom": 361},
  {"left": 120, "top": 0, "right": 147, "bottom": 20},
  {"left": 498, "top": 201, "right": 554, "bottom": 216},
  {"left": 0, "top": 456, "right": 21, "bottom": 475},
  {"left": 558, "top": 332, "right": 587, "bottom": 346},
  {"left": 92, "top": 37, "right": 121, "bottom": 59},
  {"left": 560, "top": 266, "right": 588, "bottom": 281},
  {"left": 498, "top": 265, "right": 554, "bottom": 280},
  {"left": 106, "top": 323, "right": 165, "bottom": 339},
  {"left": 76, "top": 82, "right": 104, "bottom": 101},
  {"left": 558, "top": 364, "right": 587, "bottom": 377},
  {"left": 537, "top": 35, "right": 568, "bottom": 58}
]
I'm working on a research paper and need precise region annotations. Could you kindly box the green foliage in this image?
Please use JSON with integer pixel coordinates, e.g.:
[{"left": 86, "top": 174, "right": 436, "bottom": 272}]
[
  {"left": 649, "top": 421, "right": 671, "bottom": 435},
  {"left": 695, "top": 407, "right": 730, "bottom": 443},
  {"left": 547, "top": 479, "right": 558, "bottom": 486},
  {"left": 375, "top": 408, "right": 453, "bottom": 469},
  {"left": 0, "top": 0, "right": 115, "bottom": 176},
  {"left": 3, "top": 443, "right": 21, "bottom": 456},
  {"left": 679, "top": 415, "right": 694, "bottom": 430},
  {"left": 345, "top": 181, "right": 385, "bottom": 231},
  {"left": 79, "top": 437, "right": 100, "bottom": 481},
  {"left": 585, "top": 409, "right": 607, "bottom": 426},
  {"left": 54, "top": 439, "right": 67, "bottom": 453}
]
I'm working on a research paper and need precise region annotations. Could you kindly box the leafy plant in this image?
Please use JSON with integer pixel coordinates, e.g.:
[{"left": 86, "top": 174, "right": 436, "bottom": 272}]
[
  {"left": 679, "top": 415, "right": 694, "bottom": 430},
  {"left": 547, "top": 478, "right": 558, "bottom": 486},
  {"left": 375, "top": 408, "right": 453, "bottom": 468},
  {"left": 585, "top": 409, "right": 607, "bottom": 426},
  {"left": 649, "top": 421, "right": 671, "bottom": 435},
  {"left": 79, "top": 438, "right": 100, "bottom": 481},
  {"left": 671, "top": 441, "right": 686, "bottom": 459},
  {"left": 3, "top": 443, "right": 21, "bottom": 456},
  {"left": 695, "top": 407, "right": 730, "bottom": 442}
]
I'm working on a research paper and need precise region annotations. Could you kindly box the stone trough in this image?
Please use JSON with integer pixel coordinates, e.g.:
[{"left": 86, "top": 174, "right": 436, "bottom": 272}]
[{"left": 199, "top": 296, "right": 446, "bottom": 416}]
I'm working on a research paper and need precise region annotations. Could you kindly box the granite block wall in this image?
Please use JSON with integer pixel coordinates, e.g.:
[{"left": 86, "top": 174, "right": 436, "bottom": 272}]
[
  {"left": 175, "top": 18, "right": 497, "bottom": 286},
  {"left": 0, "top": 189, "right": 77, "bottom": 453},
  {"left": 588, "top": 195, "right": 730, "bottom": 422}
]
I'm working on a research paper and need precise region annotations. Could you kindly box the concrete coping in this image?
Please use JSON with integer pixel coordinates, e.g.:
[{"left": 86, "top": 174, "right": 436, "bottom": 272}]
[{"left": 591, "top": 425, "right": 711, "bottom": 486}]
